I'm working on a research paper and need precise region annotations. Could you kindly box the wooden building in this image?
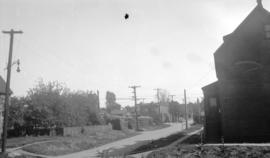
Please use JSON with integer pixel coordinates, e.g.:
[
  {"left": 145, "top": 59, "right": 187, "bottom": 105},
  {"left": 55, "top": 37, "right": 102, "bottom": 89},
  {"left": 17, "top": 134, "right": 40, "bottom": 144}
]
[
  {"left": 0, "top": 76, "right": 11, "bottom": 135},
  {"left": 203, "top": 0, "right": 270, "bottom": 143}
]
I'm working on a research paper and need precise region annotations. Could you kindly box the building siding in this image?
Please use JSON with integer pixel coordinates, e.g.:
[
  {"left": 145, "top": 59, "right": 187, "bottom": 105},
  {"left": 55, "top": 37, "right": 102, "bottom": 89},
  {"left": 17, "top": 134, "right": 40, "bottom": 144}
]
[{"left": 203, "top": 4, "right": 270, "bottom": 143}]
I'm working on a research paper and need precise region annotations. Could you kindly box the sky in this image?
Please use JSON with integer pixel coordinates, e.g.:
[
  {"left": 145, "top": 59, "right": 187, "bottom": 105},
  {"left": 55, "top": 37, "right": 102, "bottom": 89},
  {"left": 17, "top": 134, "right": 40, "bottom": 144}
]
[{"left": 0, "top": 0, "right": 269, "bottom": 107}]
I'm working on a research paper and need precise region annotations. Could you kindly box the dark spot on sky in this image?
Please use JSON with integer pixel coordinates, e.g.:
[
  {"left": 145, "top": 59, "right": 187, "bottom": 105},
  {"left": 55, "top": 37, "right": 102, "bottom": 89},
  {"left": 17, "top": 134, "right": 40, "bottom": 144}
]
[{"left": 124, "top": 13, "right": 129, "bottom": 19}]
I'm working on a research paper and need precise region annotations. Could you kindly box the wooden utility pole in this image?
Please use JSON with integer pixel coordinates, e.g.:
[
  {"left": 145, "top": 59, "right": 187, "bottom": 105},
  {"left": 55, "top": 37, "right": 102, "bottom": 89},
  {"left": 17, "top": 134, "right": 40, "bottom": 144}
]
[
  {"left": 2, "top": 29, "right": 23, "bottom": 155},
  {"left": 129, "top": 85, "right": 140, "bottom": 131},
  {"left": 154, "top": 88, "right": 161, "bottom": 119},
  {"left": 197, "top": 98, "right": 201, "bottom": 124},
  {"left": 184, "top": 89, "right": 188, "bottom": 129}
]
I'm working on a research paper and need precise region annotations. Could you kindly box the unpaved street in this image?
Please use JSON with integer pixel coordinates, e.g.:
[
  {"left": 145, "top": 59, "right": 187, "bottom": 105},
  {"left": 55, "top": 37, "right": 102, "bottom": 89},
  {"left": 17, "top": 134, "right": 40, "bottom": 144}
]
[{"left": 54, "top": 122, "right": 189, "bottom": 158}]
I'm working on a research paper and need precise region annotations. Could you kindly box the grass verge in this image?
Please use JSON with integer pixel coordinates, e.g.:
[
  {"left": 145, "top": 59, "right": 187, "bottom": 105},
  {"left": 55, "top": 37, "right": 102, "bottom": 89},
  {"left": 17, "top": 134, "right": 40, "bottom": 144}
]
[
  {"left": 6, "top": 136, "right": 59, "bottom": 149},
  {"left": 141, "top": 123, "right": 170, "bottom": 131},
  {"left": 7, "top": 155, "right": 42, "bottom": 158},
  {"left": 22, "top": 130, "right": 137, "bottom": 156}
]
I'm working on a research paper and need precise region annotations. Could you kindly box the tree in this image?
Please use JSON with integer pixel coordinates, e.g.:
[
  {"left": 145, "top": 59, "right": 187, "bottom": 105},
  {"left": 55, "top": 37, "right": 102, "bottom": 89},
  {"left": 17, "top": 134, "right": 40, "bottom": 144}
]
[
  {"left": 139, "top": 102, "right": 161, "bottom": 124},
  {"left": 169, "top": 101, "right": 185, "bottom": 122},
  {"left": 159, "top": 90, "right": 169, "bottom": 103},
  {"left": 25, "top": 79, "right": 100, "bottom": 128},
  {"left": 8, "top": 97, "right": 28, "bottom": 129},
  {"left": 26, "top": 80, "right": 66, "bottom": 127},
  {"left": 62, "top": 91, "right": 100, "bottom": 126},
  {"left": 106, "top": 91, "right": 121, "bottom": 113},
  {"left": 7, "top": 79, "right": 101, "bottom": 133}
]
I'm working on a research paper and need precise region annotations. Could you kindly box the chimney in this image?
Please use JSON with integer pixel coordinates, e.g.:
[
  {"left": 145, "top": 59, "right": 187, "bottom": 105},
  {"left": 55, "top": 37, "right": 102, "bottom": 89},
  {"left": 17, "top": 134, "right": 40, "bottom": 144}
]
[{"left": 257, "top": 0, "right": 263, "bottom": 7}]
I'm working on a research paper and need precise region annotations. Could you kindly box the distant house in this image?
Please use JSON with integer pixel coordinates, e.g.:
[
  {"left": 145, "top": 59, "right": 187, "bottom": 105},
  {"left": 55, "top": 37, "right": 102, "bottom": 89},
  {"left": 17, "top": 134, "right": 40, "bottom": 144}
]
[
  {"left": 203, "top": 0, "right": 270, "bottom": 143},
  {"left": 139, "top": 102, "right": 171, "bottom": 123}
]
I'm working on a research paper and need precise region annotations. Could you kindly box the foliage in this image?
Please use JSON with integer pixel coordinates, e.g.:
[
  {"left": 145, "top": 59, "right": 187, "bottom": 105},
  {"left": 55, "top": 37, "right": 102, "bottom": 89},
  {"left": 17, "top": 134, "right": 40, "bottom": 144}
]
[
  {"left": 168, "top": 100, "right": 204, "bottom": 123},
  {"left": 22, "top": 130, "right": 134, "bottom": 156},
  {"left": 8, "top": 79, "right": 100, "bottom": 132},
  {"left": 105, "top": 91, "right": 121, "bottom": 113},
  {"left": 61, "top": 91, "right": 100, "bottom": 126},
  {"left": 8, "top": 97, "right": 28, "bottom": 128},
  {"left": 159, "top": 90, "right": 169, "bottom": 103},
  {"left": 139, "top": 102, "right": 161, "bottom": 124},
  {"left": 25, "top": 80, "right": 66, "bottom": 127},
  {"left": 168, "top": 101, "right": 185, "bottom": 122},
  {"left": 188, "top": 100, "right": 204, "bottom": 124}
]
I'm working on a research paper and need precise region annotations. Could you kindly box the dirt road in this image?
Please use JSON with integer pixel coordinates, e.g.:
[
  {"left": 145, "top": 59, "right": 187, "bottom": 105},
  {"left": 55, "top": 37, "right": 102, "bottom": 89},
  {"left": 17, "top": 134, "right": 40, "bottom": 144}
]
[{"left": 54, "top": 122, "right": 190, "bottom": 158}]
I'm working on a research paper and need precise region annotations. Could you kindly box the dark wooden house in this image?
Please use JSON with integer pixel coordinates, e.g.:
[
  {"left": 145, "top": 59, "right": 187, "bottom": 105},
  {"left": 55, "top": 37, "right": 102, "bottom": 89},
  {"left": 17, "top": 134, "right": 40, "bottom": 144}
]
[{"left": 203, "top": 0, "right": 270, "bottom": 143}]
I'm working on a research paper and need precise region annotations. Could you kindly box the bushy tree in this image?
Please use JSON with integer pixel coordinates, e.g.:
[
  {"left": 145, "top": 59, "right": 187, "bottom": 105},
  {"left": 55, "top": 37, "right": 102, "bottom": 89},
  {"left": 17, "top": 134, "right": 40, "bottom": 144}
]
[
  {"left": 62, "top": 91, "right": 100, "bottom": 126},
  {"left": 26, "top": 80, "right": 66, "bottom": 127},
  {"left": 9, "top": 79, "right": 100, "bottom": 129},
  {"left": 8, "top": 97, "right": 28, "bottom": 129},
  {"left": 106, "top": 91, "right": 121, "bottom": 113},
  {"left": 168, "top": 101, "right": 185, "bottom": 122},
  {"left": 139, "top": 102, "right": 161, "bottom": 124}
]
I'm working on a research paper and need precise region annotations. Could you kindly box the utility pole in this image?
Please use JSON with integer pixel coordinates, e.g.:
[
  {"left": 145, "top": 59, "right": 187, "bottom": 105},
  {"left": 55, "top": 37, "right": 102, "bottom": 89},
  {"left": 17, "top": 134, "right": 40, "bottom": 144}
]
[
  {"left": 169, "top": 95, "right": 175, "bottom": 102},
  {"left": 129, "top": 85, "right": 140, "bottom": 131},
  {"left": 197, "top": 98, "right": 201, "bottom": 124},
  {"left": 184, "top": 89, "right": 188, "bottom": 129},
  {"left": 2, "top": 29, "right": 23, "bottom": 155},
  {"left": 154, "top": 88, "right": 161, "bottom": 120}
]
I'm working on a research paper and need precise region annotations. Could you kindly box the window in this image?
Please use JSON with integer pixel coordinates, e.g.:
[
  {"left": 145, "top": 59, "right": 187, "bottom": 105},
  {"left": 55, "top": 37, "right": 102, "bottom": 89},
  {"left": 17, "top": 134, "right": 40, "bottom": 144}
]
[{"left": 264, "top": 25, "right": 270, "bottom": 39}]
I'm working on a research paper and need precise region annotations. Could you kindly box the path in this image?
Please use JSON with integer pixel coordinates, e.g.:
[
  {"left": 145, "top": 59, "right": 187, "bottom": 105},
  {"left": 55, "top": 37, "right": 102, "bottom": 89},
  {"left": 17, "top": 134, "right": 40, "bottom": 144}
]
[{"left": 54, "top": 122, "right": 190, "bottom": 158}]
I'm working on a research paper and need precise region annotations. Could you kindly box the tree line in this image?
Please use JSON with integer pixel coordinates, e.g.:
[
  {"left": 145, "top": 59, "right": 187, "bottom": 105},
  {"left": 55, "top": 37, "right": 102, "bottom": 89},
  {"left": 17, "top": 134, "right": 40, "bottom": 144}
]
[{"left": 8, "top": 80, "right": 100, "bottom": 130}]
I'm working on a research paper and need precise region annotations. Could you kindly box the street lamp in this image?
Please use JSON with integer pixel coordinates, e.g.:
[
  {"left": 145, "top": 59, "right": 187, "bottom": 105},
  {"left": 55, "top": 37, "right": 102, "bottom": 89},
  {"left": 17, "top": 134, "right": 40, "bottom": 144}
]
[{"left": 4, "top": 59, "right": 21, "bottom": 73}]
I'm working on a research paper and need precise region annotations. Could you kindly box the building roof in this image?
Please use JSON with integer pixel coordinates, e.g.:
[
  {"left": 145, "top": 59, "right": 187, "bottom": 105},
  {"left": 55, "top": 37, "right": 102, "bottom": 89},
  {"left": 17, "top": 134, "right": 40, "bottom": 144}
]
[
  {"left": 213, "top": 2, "right": 270, "bottom": 80},
  {"left": 0, "top": 76, "right": 12, "bottom": 95},
  {"left": 215, "top": 3, "right": 270, "bottom": 56},
  {"left": 202, "top": 81, "right": 219, "bottom": 96},
  {"left": 202, "top": 81, "right": 218, "bottom": 91}
]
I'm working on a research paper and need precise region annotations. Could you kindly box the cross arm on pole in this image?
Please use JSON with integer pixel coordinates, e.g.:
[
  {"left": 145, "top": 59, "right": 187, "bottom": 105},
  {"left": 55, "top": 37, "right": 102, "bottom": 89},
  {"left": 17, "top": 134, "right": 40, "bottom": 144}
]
[{"left": 2, "top": 30, "right": 23, "bottom": 34}]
